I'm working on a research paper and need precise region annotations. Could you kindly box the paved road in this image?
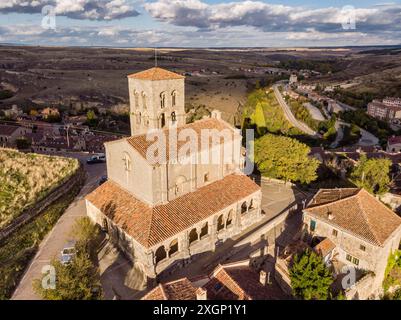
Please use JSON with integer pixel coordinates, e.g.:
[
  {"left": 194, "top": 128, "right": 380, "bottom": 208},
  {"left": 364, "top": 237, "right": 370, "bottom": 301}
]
[
  {"left": 272, "top": 84, "right": 319, "bottom": 137},
  {"left": 330, "top": 121, "right": 344, "bottom": 148},
  {"left": 12, "top": 153, "right": 106, "bottom": 300}
]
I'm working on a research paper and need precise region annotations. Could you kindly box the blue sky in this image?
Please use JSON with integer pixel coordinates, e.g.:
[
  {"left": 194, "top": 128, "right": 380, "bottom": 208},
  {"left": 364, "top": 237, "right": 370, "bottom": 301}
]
[{"left": 0, "top": 0, "right": 400, "bottom": 47}]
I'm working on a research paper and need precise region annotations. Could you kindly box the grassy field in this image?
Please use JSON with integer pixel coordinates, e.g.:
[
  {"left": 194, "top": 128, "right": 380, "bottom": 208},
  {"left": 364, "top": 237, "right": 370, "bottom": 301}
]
[{"left": 0, "top": 149, "right": 79, "bottom": 229}]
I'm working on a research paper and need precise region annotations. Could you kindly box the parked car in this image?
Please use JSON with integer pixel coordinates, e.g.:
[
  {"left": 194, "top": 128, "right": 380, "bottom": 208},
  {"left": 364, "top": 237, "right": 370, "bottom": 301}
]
[
  {"left": 60, "top": 240, "right": 77, "bottom": 265},
  {"left": 86, "top": 154, "right": 106, "bottom": 164},
  {"left": 99, "top": 175, "right": 108, "bottom": 185}
]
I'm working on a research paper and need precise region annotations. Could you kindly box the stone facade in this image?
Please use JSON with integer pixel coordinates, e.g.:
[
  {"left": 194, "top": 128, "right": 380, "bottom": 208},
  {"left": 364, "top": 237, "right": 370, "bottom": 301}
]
[
  {"left": 86, "top": 67, "right": 263, "bottom": 281},
  {"left": 302, "top": 188, "right": 401, "bottom": 298}
]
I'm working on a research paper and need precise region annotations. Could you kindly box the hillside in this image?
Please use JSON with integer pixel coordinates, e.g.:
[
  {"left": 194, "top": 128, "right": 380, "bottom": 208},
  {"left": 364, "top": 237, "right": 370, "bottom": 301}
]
[{"left": 0, "top": 149, "right": 79, "bottom": 228}]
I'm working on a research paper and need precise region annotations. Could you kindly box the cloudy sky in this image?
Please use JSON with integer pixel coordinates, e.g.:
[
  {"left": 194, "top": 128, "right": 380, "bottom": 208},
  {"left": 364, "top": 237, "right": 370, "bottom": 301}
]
[{"left": 0, "top": 0, "right": 400, "bottom": 47}]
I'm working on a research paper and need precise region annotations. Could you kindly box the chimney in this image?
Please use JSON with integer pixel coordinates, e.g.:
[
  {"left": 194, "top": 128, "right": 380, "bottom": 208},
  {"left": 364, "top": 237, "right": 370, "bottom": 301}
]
[
  {"left": 327, "top": 211, "right": 334, "bottom": 220},
  {"left": 259, "top": 270, "right": 267, "bottom": 286},
  {"left": 211, "top": 110, "right": 222, "bottom": 120},
  {"left": 196, "top": 287, "right": 207, "bottom": 300}
]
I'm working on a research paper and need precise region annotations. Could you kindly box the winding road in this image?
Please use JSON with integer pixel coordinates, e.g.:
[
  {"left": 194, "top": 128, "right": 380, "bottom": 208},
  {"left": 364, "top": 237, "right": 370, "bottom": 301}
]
[{"left": 272, "top": 84, "right": 320, "bottom": 137}]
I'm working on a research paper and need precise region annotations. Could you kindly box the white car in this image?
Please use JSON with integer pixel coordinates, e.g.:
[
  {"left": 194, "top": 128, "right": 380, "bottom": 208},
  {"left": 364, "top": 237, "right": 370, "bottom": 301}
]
[{"left": 60, "top": 241, "right": 77, "bottom": 265}]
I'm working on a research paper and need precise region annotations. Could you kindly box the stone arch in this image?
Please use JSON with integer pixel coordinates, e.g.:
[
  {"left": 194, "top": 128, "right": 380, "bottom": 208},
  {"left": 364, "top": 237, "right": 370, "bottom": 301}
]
[
  {"left": 189, "top": 228, "right": 198, "bottom": 245},
  {"left": 249, "top": 199, "right": 255, "bottom": 210},
  {"left": 155, "top": 245, "right": 167, "bottom": 264},
  {"left": 241, "top": 201, "right": 248, "bottom": 214},
  {"left": 141, "top": 92, "right": 147, "bottom": 110},
  {"left": 159, "top": 113, "right": 166, "bottom": 128},
  {"left": 217, "top": 214, "right": 224, "bottom": 232},
  {"left": 200, "top": 222, "right": 208, "bottom": 239},
  {"left": 123, "top": 151, "right": 132, "bottom": 172},
  {"left": 168, "top": 239, "right": 178, "bottom": 257},
  {"left": 171, "top": 111, "right": 177, "bottom": 124},
  {"left": 136, "top": 111, "right": 141, "bottom": 124},
  {"left": 160, "top": 91, "right": 166, "bottom": 109},
  {"left": 134, "top": 90, "right": 139, "bottom": 108},
  {"left": 226, "top": 210, "right": 233, "bottom": 227},
  {"left": 174, "top": 175, "right": 187, "bottom": 196},
  {"left": 171, "top": 90, "right": 177, "bottom": 107}
]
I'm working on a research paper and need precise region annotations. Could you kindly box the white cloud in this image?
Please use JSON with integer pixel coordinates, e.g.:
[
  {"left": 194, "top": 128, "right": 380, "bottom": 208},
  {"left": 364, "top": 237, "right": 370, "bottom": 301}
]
[
  {"left": 0, "top": 0, "right": 140, "bottom": 20},
  {"left": 144, "top": 0, "right": 401, "bottom": 33}
]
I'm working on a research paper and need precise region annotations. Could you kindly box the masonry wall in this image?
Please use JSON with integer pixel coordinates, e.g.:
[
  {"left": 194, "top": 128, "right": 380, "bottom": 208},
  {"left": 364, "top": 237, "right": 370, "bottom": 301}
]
[{"left": 86, "top": 189, "right": 262, "bottom": 280}]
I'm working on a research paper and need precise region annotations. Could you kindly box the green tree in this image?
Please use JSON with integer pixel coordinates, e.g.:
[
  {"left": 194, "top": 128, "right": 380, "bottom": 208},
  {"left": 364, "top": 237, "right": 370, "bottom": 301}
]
[
  {"left": 350, "top": 153, "right": 391, "bottom": 194},
  {"left": 289, "top": 249, "right": 333, "bottom": 300},
  {"left": 86, "top": 110, "right": 98, "bottom": 126},
  {"left": 251, "top": 102, "right": 267, "bottom": 136},
  {"left": 254, "top": 134, "right": 320, "bottom": 184},
  {"left": 70, "top": 217, "right": 99, "bottom": 243},
  {"left": 33, "top": 244, "right": 102, "bottom": 300}
]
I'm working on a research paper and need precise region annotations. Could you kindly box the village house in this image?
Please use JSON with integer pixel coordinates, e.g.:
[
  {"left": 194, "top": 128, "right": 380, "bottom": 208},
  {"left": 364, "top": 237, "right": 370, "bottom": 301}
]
[
  {"left": 85, "top": 67, "right": 263, "bottom": 281},
  {"left": 41, "top": 107, "right": 60, "bottom": 120},
  {"left": 0, "top": 124, "right": 31, "bottom": 147},
  {"left": 386, "top": 136, "right": 401, "bottom": 153},
  {"left": 302, "top": 188, "right": 401, "bottom": 298},
  {"left": 3, "top": 105, "right": 23, "bottom": 119},
  {"left": 367, "top": 98, "right": 401, "bottom": 122},
  {"left": 141, "top": 260, "right": 289, "bottom": 300}
]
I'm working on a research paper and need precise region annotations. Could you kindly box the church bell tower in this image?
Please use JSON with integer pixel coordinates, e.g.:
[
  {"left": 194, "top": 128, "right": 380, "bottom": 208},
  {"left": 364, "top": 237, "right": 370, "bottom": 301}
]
[{"left": 127, "top": 67, "right": 186, "bottom": 136}]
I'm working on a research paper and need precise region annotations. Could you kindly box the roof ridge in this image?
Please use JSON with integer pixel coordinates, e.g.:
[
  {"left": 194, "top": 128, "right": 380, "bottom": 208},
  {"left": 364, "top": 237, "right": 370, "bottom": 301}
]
[
  {"left": 357, "top": 189, "right": 401, "bottom": 245},
  {"left": 306, "top": 188, "right": 361, "bottom": 210},
  {"left": 220, "top": 267, "right": 250, "bottom": 299},
  {"left": 356, "top": 190, "right": 381, "bottom": 244},
  {"left": 159, "top": 283, "right": 169, "bottom": 300}
]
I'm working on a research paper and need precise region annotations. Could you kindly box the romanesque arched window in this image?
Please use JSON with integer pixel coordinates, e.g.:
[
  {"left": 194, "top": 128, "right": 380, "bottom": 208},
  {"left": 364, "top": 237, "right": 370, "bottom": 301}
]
[
  {"left": 241, "top": 201, "right": 248, "bottom": 214},
  {"left": 160, "top": 92, "right": 166, "bottom": 109},
  {"left": 142, "top": 92, "right": 147, "bottom": 110},
  {"left": 169, "top": 239, "right": 178, "bottom": 256},
  {"left": 155, "top": 245, "right": 167, "bottom": 264},
  {"left": 172, "top": 91, "right": 177, "bottom": 107},
  {"left": 123, "top": 152, "right": 132, "bottom": 172},
  {"left": 160, "top": 113, "right": 166, "bottom": 128},
  {"left": 136, "top": 112, "right": 141, "bottom": 124},
  {"left": 217, "top": 214, "right": 224, "bottom": 232},
  {"left": 249, "top": 199, "right": 255, "bottom": 210},
  {"left": 200, "top": 222, "right": 208, "bottom": 239},
  {"left": 226, "top": 210, "right": 233, "bottom": 227},
  {"left": 171, "top": 111, "right": 176, "bottom": 124},
  {"left": 189, "top": 228, "right": 198, "bottom": 245},
  {"left": 134, "top": 90, "right": 139, "bottom": 109}
]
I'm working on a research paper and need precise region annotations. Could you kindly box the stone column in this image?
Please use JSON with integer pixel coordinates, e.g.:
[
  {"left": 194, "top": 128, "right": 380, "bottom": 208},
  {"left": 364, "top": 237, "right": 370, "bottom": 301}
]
[
  {"left": 210, "top": 216, "right": 218, "bottom": 252},
  {"left": 179, "top": 231, "right": 190, "bottom": 259}
]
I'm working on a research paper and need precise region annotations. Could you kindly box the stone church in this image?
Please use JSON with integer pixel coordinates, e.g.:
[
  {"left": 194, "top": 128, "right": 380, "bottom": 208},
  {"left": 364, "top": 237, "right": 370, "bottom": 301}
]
[{"left": 85, "top": 67, "right": 263, "bottom": 280}]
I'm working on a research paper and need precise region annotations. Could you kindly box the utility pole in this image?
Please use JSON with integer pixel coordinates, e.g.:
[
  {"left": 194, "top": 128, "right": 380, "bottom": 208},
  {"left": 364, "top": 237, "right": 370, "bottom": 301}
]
[{"left": 66, "top": 124, "right": 70, "bottom": 148}]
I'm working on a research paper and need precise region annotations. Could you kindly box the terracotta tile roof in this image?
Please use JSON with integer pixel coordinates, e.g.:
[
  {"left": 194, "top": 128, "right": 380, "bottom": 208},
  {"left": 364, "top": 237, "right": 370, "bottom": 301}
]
[
  {"left": 0, "top": 124, "right": 19, "bottom": 136},
  {"left": 314, "top": 238, "right": 336, "bottom": 257},
  {"left": 125, "top": 118, "right": 238, "bottom": 163},
  {"left": 127, "top": 67, "right": 184, "bottom": 81},
  {"left": 204, "top": 264, "right": 289, "bottom": 300},
  {"left": 86, "top": 173, "right": 260, "bottom": 248},
  {"left": 141, "top": 278, "right": 197, "bottom": 300},
  {"left": 142, "top": 262, "right": 289, "bottom": 300},
  {"left": 304, "top": 188, "right": 401, "bottom": 246},
  {"left": 388, "top": 136, "right": 401, "bottom": 145}
]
